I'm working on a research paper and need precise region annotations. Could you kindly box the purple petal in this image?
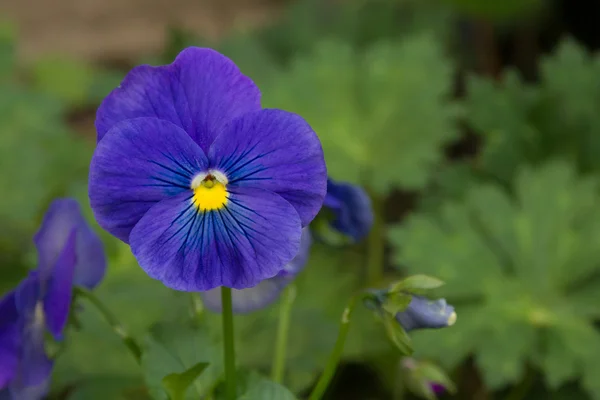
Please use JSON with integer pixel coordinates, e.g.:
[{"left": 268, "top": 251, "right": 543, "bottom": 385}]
[
  {"left": 34, "top": 199, "right": 106, "bottom": 290},
  {"left": 12, "top": 277, "right": 53, "bottom": 391},
  {"left": 9, "top": 376, "right": 50, "bottom": 400},
  {"left": 89, "top": 117, "right": 209, "bottom": 243},
  {"left": 129, "top": 187, "right": 302, "bottom": 291},
  {"left": 0, "top": 292, "right": 20, "bottom": 389},
  {"left": 209, "top": 109, "right": 327, "bottom": 227},
  {"left": 431, "top": 382, "right": 445, "bottom": 395},
  {"left": 201, "top": 228, "right": 312, "bottom": 313},
  {"left": 395, "top": 296, "right": 456, "bottom": 332},
  {"left": 96, "top": 47, "right": 262, "bottom": 151},
  {"left": 323, "top": 178, "right": 373, "bottom": 242},
  {"left": 43, "top": 230, "right": 77, "bottom": 340}
]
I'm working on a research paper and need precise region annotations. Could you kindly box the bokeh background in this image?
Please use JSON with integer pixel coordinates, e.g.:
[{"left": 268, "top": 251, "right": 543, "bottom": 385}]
[{"left": 1, "top": 0, "right": 600, "bottom": 399}]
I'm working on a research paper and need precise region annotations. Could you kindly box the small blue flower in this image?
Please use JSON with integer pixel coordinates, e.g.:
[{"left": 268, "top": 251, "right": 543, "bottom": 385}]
[
  {"left": 396, "top": 296, "right": 456, "bottom": 332},
  {"left": 0, "top": 199, "right": 106, "bottom": 399},
  {"left": 200, "top": 228, "right": 312, "bottom": 314},
  {"left": 89, "top": 47, "right": 327, "bottom": 291},
  {"left": 322, "top": 178, "right": 373, "bottom": 242}
]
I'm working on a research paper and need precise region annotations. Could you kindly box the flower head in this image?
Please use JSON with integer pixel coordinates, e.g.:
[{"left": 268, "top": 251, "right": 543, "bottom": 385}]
[
  {"left": 401, "top": 358, "right": 449, "bottom": 398},
  {"left": 0, "top": 199, "right": 106, "bottom": 399},
  {"left": 321, "top": 178, "right": 373, "bottom": 242},
  {"left": 200, "top": 228, "right": 312, "bottom": 313},
  {"left": 396, "top": 295, "right": 456, "bottom": 332},
  {"left": 89, "top": 47, "right": 326, "bottom": 291}
]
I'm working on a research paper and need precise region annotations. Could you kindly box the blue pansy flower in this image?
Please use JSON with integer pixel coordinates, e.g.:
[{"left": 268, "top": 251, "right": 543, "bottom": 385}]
[
  {"left": 200, "top": 228, "right": 312, "bottom": 314},
  {"left": 0, "top": 199, "right": 106, "bottom": 399},
  {"left": 322, "top": 178, "right": 373, "bottom": 242},
  {"left": 396, "top": 296, "right": 456, "bottom": 332},
  {"left": 89, "top": 47, "right": 327, "bottom": 291}
]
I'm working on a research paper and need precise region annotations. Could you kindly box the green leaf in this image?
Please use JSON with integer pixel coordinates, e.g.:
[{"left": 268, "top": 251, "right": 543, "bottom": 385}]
[
  {"left": 238, "top": 379, "right": 297, "bottom": 400},
  {"left": 390, "top": 161, "right": 600, "bottom": 396},
  {"left": 142, "top": 323, "right": 223, "bottom": 400},
  {"left": 162, "top": 362, "right": 210, "bottom": 400},
  {"left": 263, "top": 34, "right": 458, "bottom": 193},
  {"left": 0, "top": 20, "right": 16, "bottom": 81},
  {"left": 30, "top": 57, "right": 123, "bottom": 106},
  {"left": 52, "top": 244, "right": 190, "bottom": 390},
  {"left": 389, "top": 275, "right": 445, "bottom": 294},
  {"left": 382, "top": 292, "right": 412, "bottom": 316},
  {"left": 382, "top": 312, "right": 413, "bottom": 356},
  {"left": 465, "top": 38, "right": 600, "bottom": 181}
]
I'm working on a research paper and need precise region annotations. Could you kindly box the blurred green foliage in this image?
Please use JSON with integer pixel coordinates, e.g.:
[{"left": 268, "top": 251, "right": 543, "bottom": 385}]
[{"left": 2, "top": 0, "right": 600, "bottom": 399}]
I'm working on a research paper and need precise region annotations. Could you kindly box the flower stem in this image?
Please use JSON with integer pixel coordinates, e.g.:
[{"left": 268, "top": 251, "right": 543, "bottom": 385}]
[
  {"left": 73, "top": 287, "right": 142, "bottom": 364},
  {"left": 271, "top": 284, "right": 297, "bottom": 384},
  {"left": 308, "top": 293, "right": 360, "bottom": 400},
  {"left": 221, "top": 287, "right": 237, "bottom": 400},
  {"left": 366, "top": 192, "right": 385, "bottom": 287}
]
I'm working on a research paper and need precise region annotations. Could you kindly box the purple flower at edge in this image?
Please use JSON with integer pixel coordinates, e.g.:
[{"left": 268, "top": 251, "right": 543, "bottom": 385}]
[
  {"left": 0, "top": 199, "right": 106, "bottom": 399},
  {"left": 200, "top": 228, "right": 312, "bottom": 314},
  {"left": 89, "top": 47, "right": 327, "bottom": 292},
  {"left": 322, "top": 178, "right": 373, "bottom": 242}
]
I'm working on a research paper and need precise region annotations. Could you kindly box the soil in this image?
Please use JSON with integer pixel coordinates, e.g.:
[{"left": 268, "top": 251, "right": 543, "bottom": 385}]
[{"left": 1, "top": 0, "right": 282, "bottom": 63}]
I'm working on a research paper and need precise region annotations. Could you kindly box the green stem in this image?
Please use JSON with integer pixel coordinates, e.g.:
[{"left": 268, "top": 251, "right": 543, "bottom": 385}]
[
  {"left": 366, "top": 192, "right": 385, "bottom": 287},
  {"left": 73, "top": 287, "right": 142, "bottom": 364},
  {"left": 308, "top": 293, "right": 361, "bottom": 400},
  {"left": 221, "top": 287, "right": 237, "bottom": 400},
  {"left": 271, "top": 284, "right": 297, "bottom": 383}
]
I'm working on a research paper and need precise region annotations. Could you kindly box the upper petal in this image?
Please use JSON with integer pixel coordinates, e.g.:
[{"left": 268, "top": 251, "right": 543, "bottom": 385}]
[
  {"left": 209, "top": 109, "right": 327, "bottom": 226},
  {"left": 34, "top": 199, "right": 107, "bottom": 290},
  {"left": 323, "top": 178, "right": 373, "bottom": 242},
  {"left": 96, "top": 47, "right": 262, "bottom": 151},
  {"left": 129, "top": 187, "right": 302, "bottom": 291},
  {"left": 89, "top": 117, "right": 209, "bottom": 243},
  {"left": 200, "top": 228, "right": 312, "bottom": 313}
]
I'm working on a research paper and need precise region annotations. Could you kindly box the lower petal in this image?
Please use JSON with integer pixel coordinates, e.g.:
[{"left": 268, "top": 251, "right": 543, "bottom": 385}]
[
  {"left": 129, "top": 187, "right": 302, "bottom": 291},
  {"left": 201, "top": 228, "right": 312, "bottom": 313},
  {"left": 89, "top": 117, "right": 208, "bottom": 243}
]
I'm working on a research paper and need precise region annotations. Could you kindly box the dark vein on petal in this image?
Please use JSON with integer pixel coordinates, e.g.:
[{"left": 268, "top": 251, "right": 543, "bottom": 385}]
[
  {"left": 158, "top": 150, "right": 195, "bottom": 176},
  {"left": 148, "top": 160, "right": 192, "bottom": 181},
  {"left": 226, "top": 197, "right": 268, "bottom": 220}
]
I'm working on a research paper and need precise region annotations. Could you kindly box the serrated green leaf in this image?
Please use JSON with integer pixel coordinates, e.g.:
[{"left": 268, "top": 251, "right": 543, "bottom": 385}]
[
  {"left": 390, "top": 161, "right": 600, "bottom": 396},
  {"left": 162, "top": 362, "right": 210, "bottom": 400},
  {"left": 264, "top": 34, "right": 458, "bottom": 193},
  {"left": 389, "top": 275, "right": 445, "bottom": 294},
  {"left": 466, "top": 38, "right": 600, "bottom": 181},
  {"left": 142, "top": 323, "right": 223, "bottom": 400},
  {"left": 238, "top": 379, "right": 297, "bottom": 400}
]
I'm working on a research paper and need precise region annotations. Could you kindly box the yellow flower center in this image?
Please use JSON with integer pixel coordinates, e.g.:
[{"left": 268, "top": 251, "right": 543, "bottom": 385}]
[{"left": 191, "top": 172, "right": 228, "bottom": 211}]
